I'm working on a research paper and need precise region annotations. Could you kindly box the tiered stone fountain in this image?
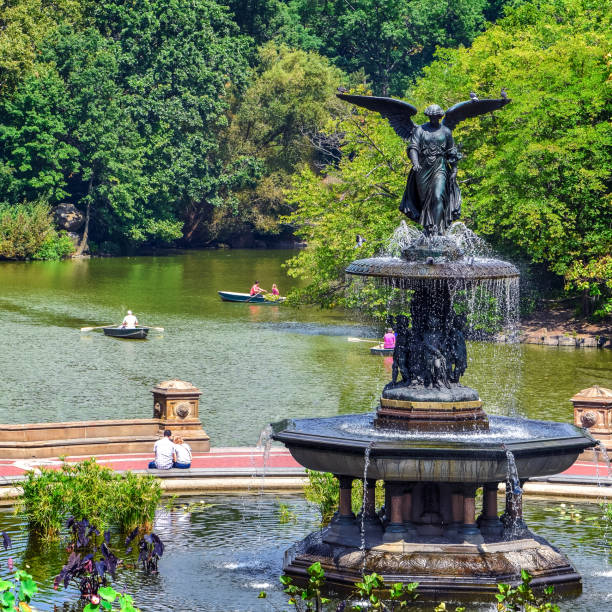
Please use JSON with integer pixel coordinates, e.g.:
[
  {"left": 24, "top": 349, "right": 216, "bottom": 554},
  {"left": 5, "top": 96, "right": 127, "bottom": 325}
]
[
  {"left": 272, "top": 91, "right": 596, "bottom": 599},
  {"left": 272, "top": 234, "right": 595, "bottom": 598}
]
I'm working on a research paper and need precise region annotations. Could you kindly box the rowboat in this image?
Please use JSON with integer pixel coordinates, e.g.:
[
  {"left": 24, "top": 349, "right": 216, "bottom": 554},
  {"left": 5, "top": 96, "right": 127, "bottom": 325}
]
[
  {"left": 218, "top": 291, "right": 285, "bottom": 304},
  {"left": 103, "top": 326, "right": 149, "bottom": 339},
  {"left": 370, "top": 343, "right": 394, "bottom": 356}
]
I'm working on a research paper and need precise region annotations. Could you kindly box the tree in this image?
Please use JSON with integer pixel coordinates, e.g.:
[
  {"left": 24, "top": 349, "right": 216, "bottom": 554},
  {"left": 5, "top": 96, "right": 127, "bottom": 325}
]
[
  {"left": 284, "top": 0, "right": 612, "bottom": 315},
  {"left": 408, "top": 0, "right": 611, "bottom": 315},
  {"left": 0, "top": 0, "right": 81, "bottom": 94},
  {"left": 42, "top": 26, "right": 152, "bottom": 252},
  {"left": 189, "top": 43, "right": 346, "bottom": 245},
  {"left": 289, "top": 0, "right": 499, "bottom": 96},
  {"left": 0, "top": 65, "right": 79, "bottom": 206},
  {"left": 284, "top": 95, "right": 407, "bottom": 307},
  {"left": 83, "top": 0, "right": 254, "bottom": 247}
]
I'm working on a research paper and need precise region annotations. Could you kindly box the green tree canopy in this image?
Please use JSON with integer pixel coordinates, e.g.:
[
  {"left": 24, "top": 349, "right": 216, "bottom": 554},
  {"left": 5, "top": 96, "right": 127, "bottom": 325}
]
[
  {"left": 285, "top": 0, "right": 612, "bottom": 314},
  {"left": 194, "top": 43, "right": 346, "bottom": 244}
]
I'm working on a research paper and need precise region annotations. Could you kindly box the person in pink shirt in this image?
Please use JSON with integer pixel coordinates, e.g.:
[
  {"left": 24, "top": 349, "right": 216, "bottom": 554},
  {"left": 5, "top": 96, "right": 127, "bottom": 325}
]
[
  {"left": 383, "top": 328, "right": 396, "bottom": 349},
  {"left": 271, "top": 283, "right": 280, "bottom": 296},
  {"left": 250, "top": 281, "right": 263, "bottom": 296}
]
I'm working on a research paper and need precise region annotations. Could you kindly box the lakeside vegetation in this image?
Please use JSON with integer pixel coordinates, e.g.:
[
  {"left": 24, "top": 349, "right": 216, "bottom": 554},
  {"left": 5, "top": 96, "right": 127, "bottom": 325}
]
[
  {"left": 20, "top": 459, "right": 161, "bottom": 537},
  {"left": 0, "top": 0, "right": 609, "bottom": 314}
]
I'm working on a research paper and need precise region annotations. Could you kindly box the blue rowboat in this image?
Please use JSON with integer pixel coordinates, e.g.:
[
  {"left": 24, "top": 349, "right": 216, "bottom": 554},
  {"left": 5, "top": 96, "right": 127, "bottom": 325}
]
[
  {"left": 103, "top": 326, "right": 149, "bottom": 339},
  {"left": 218, "top": 291, "right": 285, "bottom": 304},
  {"left": 370, "top": 343, "right": 393, "bottom": 356}
]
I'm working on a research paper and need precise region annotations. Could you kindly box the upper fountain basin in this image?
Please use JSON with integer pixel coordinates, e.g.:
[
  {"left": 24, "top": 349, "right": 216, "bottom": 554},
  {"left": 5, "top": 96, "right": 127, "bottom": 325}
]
[
  {"left": 272, "top": 414, "right": 596, "bottom": 484},
  {"left": 345, "top": 256, "right": 519, "bottom": 281}
]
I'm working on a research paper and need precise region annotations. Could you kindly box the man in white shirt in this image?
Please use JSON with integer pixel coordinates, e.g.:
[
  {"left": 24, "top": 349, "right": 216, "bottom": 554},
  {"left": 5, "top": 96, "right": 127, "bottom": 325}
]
[
  {"left": 148, "top": 430, "right": 174, "bottom": 469},
  {"left": 121, "top": 310, "right": 138, "bottom": 329}
]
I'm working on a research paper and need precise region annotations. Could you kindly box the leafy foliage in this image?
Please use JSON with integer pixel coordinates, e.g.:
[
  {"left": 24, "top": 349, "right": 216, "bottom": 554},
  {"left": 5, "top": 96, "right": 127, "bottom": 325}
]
[
  {"left": 196, "top": 42, "right": 345, "bottom": 244},
  {"left": 409, "top": 0, "right": 612, "bottom": 315},
  {"left": 0, "top": 201, "right": 73, "bottom": 259},
  {"left": 20, "top": 459, "right": 161, "bottom": 538},
  {"left": 496, "top": 569, "right": 560, "bottom": 611},
  {"left": 352, "top": 572, "right": 418, "bottom": 610},
  {"left": 279, "top": 561, "right": 330, "bottom": 611},
  {"left": 303, "top": 470, "right": 385, "bottom": 525},
  {"left": 0, "top": 570, "right": 37, "bottom": 611},
  {"left": 285, "top": 0, "right": 611, "bottom": 315}
]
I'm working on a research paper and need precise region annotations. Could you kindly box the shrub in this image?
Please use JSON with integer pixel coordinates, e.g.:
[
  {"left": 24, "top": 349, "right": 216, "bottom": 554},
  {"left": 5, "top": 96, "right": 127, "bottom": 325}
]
[
  {"left": 19, "top": 459, "right": 162, "bottom": 538},
  {"left": 0, "top": 200, "right": 73, "bottom": 260},
  {"left": 32, "top": 231, "right": 74, "bottom": 260}
]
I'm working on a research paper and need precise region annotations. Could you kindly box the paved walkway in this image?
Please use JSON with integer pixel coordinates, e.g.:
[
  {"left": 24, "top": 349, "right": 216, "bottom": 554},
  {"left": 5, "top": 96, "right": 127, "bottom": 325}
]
[
  {"left": 0, "top": 447, "right": 303, "bottom": 479},
  {"left": 0, "top": 448, "right": 611, "bottom": 499}
]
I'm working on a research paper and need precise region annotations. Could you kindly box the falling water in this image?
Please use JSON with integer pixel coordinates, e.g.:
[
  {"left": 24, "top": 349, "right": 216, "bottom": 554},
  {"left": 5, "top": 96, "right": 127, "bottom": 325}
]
[
  {"left": 594, "top": 442, "right": 612, "bottom": 483},
  {"left": 244, "top": 424, "right": 273, "bottom": 539},
  {"left": 504, "top": 449, "right": 524, "bottom": 539},
  {"left": 360, "top": 443, "right": 372, "bottom": 573}
]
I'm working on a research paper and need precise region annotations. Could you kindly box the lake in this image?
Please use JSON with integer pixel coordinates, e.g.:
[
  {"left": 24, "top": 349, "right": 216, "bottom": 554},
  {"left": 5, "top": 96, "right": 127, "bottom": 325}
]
[{"left": 0, "top": 249, "right": 610, "bottom": 446}]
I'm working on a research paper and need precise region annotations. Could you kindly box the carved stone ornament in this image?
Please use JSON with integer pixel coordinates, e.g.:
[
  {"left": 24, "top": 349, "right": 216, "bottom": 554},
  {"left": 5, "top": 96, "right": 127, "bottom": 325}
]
[
  {"left": 581, "top": 411, "right": 597, "bottom": 429},
  {"left": 154, "top": 402, "right": 162, "bottom": 418},
  {"left": 175, "top": 402, "right": 191, "bottom": 419}
]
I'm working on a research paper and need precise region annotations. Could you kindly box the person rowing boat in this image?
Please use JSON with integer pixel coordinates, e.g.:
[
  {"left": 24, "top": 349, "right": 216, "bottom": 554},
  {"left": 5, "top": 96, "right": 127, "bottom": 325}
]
[{"left": 121, "top": 310, "right": 138, "bottom": 329}]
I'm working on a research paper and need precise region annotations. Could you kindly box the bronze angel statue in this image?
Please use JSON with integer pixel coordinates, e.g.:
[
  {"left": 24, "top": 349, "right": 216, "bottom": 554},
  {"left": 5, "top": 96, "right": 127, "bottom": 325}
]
[{"left": 337, "top": 93, "right": 511, "bottom": 236}]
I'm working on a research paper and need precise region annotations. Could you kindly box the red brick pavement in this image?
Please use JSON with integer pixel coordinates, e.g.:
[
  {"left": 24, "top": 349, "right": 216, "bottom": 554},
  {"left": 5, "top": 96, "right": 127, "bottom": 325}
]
[{"left": 0, "top": 450, "right": 607, "bottom": 482}]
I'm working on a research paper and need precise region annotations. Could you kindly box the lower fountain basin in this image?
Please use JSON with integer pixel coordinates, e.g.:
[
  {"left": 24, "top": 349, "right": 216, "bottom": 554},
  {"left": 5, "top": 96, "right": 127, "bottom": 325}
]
[{"left": 272, "top": 414, "right": 596, "bottom": 483}]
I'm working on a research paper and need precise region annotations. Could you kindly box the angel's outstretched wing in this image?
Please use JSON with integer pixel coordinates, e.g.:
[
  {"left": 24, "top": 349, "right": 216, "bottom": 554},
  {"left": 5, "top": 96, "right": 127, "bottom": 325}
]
[
  {"left": 442, "top": 98, "right": 511, "bottom": 131},
  {"left": 337, "top": 93, "right": 418, "bottom": 140}
]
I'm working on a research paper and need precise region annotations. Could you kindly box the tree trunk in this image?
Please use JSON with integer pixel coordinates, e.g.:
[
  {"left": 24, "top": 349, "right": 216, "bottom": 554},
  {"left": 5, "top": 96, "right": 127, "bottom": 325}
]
[{"left": 74, "top": 177, "right": 93, "bottom": 257}]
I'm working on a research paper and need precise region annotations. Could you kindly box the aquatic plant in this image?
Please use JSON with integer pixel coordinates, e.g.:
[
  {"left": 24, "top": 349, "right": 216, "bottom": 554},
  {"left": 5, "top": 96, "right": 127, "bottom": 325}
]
[
  {"left": 84, "top": 587, "right": 140, "bottom": 612},
  {"left": 277, "top": 561, "right": 330, "bottom": 611},
  {"left": 0, "top": 569, "right": 37, "bottom": 610},
  {"left": 19, "top": 459, "right": 162, "bottom": 537},
  {"left": 137, "top": 533, "right": 164, "bottom": 574},
  {"left": 263, "top": 563, "right": 559, "bottom": 611},
  {"left": 352, "top": 573, "right": 418, "bottom": 610},
  {"left": 304, "top": 470, "right": 384, "bottom": 525},
  {"left": 496, "top": 570, "right": 560, "bottom": 611},
  {"left": 277, "top": 501, "right": 297, "bottom": 524}
]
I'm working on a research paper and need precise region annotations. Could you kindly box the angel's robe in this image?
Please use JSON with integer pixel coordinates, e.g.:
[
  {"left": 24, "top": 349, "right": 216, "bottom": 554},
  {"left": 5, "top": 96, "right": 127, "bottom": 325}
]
[{"left": 399, "top": 123, "right": 461, "bottom": 234}]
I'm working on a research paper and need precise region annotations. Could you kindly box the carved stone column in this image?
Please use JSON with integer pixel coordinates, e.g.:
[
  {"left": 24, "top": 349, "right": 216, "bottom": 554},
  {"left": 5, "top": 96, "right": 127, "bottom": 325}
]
[
  {"left": 479, "top": 483, "right": 503, "bottom": 537},
  {"left": 445, "top": 488, "right": 464, "bottom": 539},
  {"left": 459, "top": 485, "right": 483, "bottom": 544},
  {"left": 362, "top": 479, "right": 378, "bottom": 522},
  {"left": 323, "top": 475, "right": 360, "bottom": 547},
  {"left": 337, "top": 475, "right": 355, "bottom": 523},
  {"left": 383, "top": 482, "right": 407, "bottom": 542}
]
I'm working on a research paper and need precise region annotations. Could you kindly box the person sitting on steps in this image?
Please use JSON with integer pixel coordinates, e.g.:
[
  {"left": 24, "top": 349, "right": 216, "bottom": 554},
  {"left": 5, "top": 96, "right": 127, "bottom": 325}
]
[
  {"left": 172, "top": 436, "right": 192, "bottom": 469},
  {"left": 148, "top": 429, "right": 174, "bottom": 470}
]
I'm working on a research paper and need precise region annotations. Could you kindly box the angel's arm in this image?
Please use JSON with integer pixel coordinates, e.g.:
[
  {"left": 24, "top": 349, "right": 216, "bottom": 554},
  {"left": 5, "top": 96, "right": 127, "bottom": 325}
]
[{"left": 408, "top": 128, "right": 421, "bottom": 171}]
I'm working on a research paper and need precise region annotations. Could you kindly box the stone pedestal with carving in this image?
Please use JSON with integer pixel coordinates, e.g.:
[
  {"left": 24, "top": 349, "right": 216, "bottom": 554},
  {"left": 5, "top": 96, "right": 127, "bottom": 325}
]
[
  {"left": 152, "top": 380, "right": 210, "bottom": 451},
  {"left": 572, "top": 385, "right": 612, "bottom": 458}
]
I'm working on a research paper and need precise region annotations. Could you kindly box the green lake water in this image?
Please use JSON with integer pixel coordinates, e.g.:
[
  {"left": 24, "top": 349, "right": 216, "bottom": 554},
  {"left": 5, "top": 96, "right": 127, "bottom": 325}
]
[{"left": 0, "top": 249, "right": 611, "bottom": 445}]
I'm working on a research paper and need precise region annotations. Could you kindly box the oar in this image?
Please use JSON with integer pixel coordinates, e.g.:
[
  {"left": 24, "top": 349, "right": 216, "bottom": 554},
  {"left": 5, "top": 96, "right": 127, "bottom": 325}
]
[
  {"left": 347, "top": 337, "right": 380, "bottom": 343},
  {"left": 141, "top": 325, "right": 164, "bottom": 332},
  {"left": 246, "top": 291, "right": 267, "bottom": 303},
  {"left": 80, "top": 325, "right": 113, "bottom": 332}
]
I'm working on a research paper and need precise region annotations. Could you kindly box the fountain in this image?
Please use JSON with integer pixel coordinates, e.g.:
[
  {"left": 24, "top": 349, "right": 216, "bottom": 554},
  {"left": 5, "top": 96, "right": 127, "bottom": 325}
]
[{"left": 271, "top": 91, "right": 596, "bottom": 599}]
